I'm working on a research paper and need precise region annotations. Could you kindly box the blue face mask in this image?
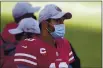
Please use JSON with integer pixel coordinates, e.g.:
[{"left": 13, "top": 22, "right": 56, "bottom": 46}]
[{"left": 50, "top": 24, "right": 65, "bottom": 38}]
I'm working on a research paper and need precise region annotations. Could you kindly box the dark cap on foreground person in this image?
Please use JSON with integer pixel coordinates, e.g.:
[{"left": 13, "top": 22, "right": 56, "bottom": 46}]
[{"left": 8, "top": 18, "right": 40, "bottom": 34}]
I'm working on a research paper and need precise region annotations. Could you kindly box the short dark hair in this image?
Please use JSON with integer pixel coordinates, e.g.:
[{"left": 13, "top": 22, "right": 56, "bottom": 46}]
[
  {"left": 39, "top": 23, "right": 42, "bottom": 31},
  {"left": 14, "top": 13, "right": 37, "bottom": 23},
  {"left": 15, "top": 32, "right": 34, "bottom": 41},
  {"left": 15, "top": 32, "right": 25, "bottom": 41},
  {"left": 24, "top": 32, "right": 34, "bottom": 38}
]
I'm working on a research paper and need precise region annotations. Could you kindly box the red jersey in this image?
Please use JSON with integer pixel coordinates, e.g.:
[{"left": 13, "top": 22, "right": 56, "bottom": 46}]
[
  {"left": 14, "top": 37, "right": 75, "bottom": 68},
  {"left": 1, "top": 22, "right": 18, "bottom": 43}
]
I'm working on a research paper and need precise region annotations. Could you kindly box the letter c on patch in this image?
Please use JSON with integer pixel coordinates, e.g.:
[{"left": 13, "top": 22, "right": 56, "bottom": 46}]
[{"left": 40, "top": 48, "right": 46, "bottom": 54}]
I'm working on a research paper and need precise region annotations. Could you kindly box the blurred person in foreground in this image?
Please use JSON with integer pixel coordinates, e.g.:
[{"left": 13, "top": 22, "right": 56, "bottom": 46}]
[
  {"left": 0, "top": 2, "right": 40, "bottom": 68},
  {"left": 9, "top": 17, "right": 40, "bottom": 68}
]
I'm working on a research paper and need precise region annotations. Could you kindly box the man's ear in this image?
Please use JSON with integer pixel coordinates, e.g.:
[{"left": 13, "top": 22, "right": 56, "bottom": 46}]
[
  {"left": 40, "top": 20, "right": 51, "bottom": 36},
  {"left": 41, "top": 20, "right": 48, "bottom": 28},
  {"left": 41, "top": 20, "right": 55, "bottom": 32}
]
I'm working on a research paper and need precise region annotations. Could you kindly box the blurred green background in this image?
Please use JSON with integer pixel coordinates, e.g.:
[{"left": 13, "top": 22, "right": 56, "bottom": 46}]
[{"left": 1, "top": 2, "right": 102, "bottom": 68}]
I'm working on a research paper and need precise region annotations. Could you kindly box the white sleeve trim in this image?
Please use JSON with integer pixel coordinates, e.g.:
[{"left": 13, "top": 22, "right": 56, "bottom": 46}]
[
  {"left": 15, "top": 53, "right": 36, "bottom": 60},
  {"left": 69, "top": 51, "right": 73, "bottom": 56},
  {"left": 14, "top": 59, "right": 37, "bottom": 66},
  {"left": 69, "top": 56, "right": 74, "bottom": 62}
]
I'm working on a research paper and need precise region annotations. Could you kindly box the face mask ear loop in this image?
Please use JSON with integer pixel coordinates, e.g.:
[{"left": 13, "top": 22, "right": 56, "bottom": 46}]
[
  {"left": 46, "top": 28, "right": 56, "bottom": 39},
  {"left": 46, "top": 28, "right": 51, "bottom": 33},
  {"left": 46, "top": 22, "right": 54, "bottom": 33}
]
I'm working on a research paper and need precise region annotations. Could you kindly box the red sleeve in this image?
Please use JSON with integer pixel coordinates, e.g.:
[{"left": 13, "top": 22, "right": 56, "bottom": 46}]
[
  {"left": 2, "top": 56, "right": 18, "bottom": 68},
  {"left": 63, "top": 38, "right": 75, "bottom": 64},
  {"left": 1, "top": 23, "right": 18, "bottom": 43},
  {"left": 0, "top": 40, "right": 3, "bottom": 46},
  {"left": 14, "top": 39, "right": 38, "bottom": 68}
]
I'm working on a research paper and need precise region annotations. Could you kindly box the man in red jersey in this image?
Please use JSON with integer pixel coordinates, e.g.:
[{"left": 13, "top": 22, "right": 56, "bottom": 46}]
[
  {"left": 38, "top": 4, "right": 80, "bottom": 68},
  {"left": 9, "top": 4, "right": 75, "bottom": 68}
]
